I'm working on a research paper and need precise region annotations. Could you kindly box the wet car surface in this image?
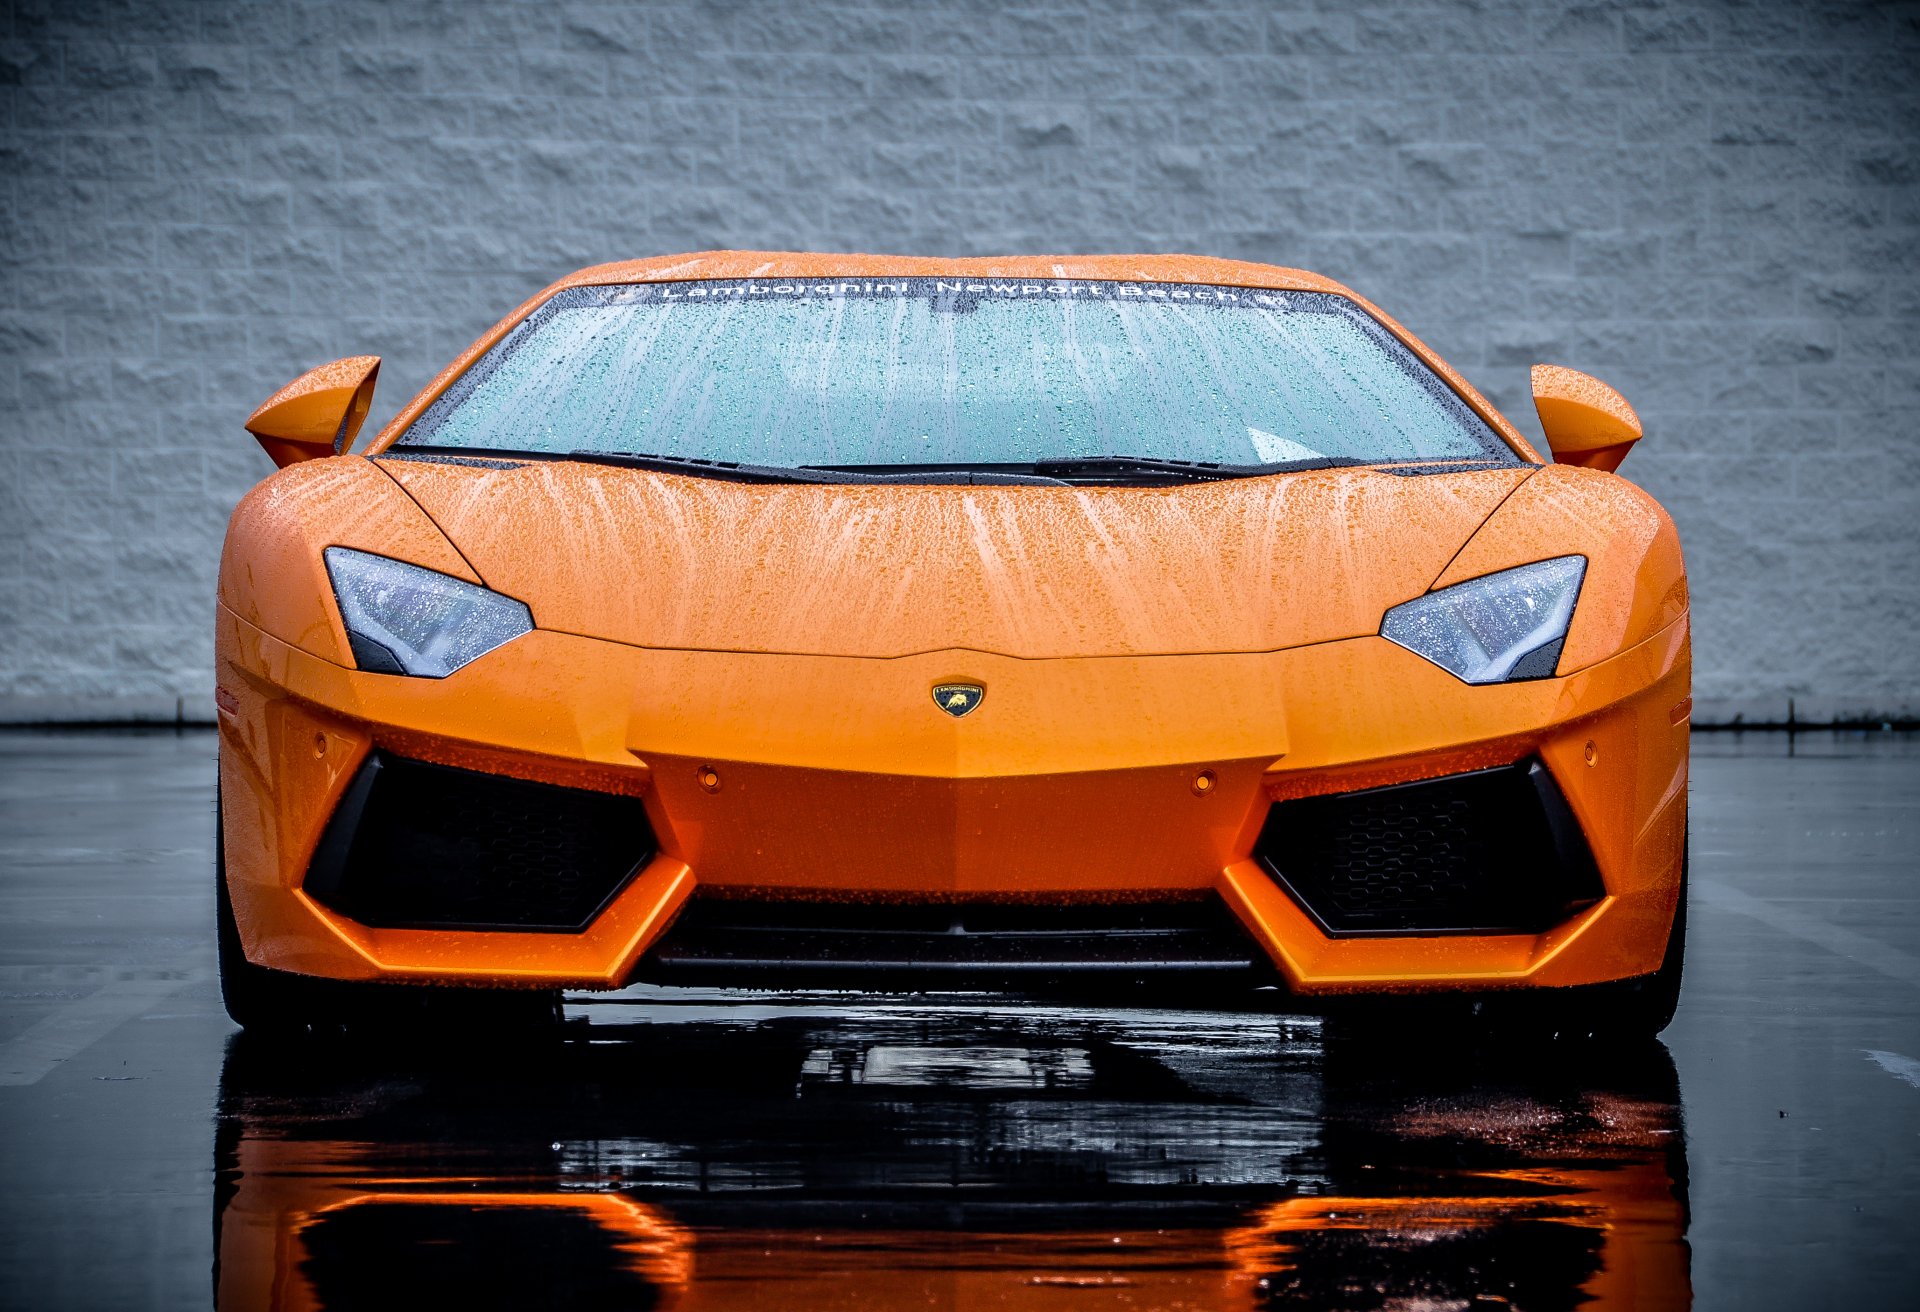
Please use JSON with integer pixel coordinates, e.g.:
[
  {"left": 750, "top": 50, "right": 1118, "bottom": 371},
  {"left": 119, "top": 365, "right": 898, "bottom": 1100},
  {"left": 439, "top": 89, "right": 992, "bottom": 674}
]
[{"left": 2, "top": 729, "right": 1917, "bottom": 1309}]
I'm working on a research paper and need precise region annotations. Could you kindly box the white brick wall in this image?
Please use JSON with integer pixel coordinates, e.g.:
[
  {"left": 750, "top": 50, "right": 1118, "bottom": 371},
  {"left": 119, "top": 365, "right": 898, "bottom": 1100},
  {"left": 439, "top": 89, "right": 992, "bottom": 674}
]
[{"left": 2, "top": 0, "right": 1916, "bottom": 724}]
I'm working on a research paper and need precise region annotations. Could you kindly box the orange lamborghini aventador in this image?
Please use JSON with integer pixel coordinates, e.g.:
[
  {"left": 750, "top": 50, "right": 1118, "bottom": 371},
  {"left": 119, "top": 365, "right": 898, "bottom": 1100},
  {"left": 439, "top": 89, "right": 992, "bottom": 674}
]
[{"left": 214, "top": 253, "right": 1689, "bottom": 1035}]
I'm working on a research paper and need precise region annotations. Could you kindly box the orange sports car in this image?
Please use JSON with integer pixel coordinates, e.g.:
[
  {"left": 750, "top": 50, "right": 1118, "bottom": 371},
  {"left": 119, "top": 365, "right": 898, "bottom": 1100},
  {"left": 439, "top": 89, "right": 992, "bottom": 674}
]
[{"left": 214, "top": 253, "right": 1689, "bottom": 1035}]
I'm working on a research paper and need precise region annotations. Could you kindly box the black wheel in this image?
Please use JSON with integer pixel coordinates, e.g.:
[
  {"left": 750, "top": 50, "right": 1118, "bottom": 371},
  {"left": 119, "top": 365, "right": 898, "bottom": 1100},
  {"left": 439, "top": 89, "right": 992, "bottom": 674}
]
[
  {"left": 214, "top": 789, "right": 309, "bottom": 1030},
  {"left": 215, "top": 776, "right": 562, "bottom": 1036},
  {"left": 1609, "top": 837, "right": 1688, "bottom": 1036},
  {"left": 1506, "top": 834, "right": 1688, "bottom": 1042}
]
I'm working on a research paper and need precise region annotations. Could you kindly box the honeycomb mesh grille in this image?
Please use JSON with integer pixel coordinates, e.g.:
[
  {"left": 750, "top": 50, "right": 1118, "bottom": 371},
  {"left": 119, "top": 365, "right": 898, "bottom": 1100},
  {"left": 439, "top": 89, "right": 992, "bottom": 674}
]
[
  {"left": 1256, "top": 760, "right": 1603, "bottom": 936},
  {"left": 304, "top": 752, "right": 655, "bottom": 932}
]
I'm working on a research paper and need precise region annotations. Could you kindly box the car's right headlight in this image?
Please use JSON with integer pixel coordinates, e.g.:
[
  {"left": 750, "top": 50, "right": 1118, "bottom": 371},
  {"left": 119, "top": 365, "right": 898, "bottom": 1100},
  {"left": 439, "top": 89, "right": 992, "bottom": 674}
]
[
  {"left": 322, "top": 547, "right": 533, "bottom": 678},
  {"left": 1380, "top": 556, "right": 1587, "bottom": 684}
]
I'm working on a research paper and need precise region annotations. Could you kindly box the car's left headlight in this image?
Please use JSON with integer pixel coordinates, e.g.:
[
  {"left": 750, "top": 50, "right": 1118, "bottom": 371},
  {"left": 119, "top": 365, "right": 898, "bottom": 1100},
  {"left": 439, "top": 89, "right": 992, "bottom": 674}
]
[
  {"left": 1380, "top": 556, "right": 1586, "bottom": 684},
  {"left": 323, "top": 547, "right": 533, "bottom": 678}
]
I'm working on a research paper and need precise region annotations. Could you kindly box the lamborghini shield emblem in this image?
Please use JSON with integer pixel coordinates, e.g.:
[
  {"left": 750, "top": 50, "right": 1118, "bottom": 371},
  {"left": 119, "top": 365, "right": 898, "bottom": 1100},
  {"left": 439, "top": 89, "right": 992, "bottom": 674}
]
[{"left": 932, "top": 683, "right": 985, "bottom": 718}]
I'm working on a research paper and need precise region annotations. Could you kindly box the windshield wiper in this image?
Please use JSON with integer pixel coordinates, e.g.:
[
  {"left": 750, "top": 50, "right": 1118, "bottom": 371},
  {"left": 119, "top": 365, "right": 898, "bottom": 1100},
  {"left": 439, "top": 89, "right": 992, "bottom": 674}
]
[
  {"left": 387, "top": 445, "right": 849, "bottom": 484},
  {"left": 561, "top": 449, "right": 881, "bottom": 483},
  {"left": 398, "top": 448, "right": 1072, "bottom": 486},
  {"left": 391, "top": 446, "right": 1483, "bottom": 487},
  {"left": 1031, "top": 454, "right": 1376, "bottom": 482},
  {"left": 797, "top": 462, "right": 1071, "bottom": 486}
]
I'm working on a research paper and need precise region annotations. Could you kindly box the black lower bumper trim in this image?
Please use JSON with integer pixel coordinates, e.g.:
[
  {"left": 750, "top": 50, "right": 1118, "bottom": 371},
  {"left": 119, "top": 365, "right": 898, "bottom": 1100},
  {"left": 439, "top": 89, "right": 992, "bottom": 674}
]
[{"left": 636, "top": 896, "right": 1267, "bottom": 988}]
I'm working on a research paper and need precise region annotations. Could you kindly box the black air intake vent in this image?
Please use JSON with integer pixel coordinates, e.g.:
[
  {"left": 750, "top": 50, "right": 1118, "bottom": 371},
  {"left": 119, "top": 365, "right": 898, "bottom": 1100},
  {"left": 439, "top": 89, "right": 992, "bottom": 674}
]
[
  {"left": 637, "top": 896, "right": 1265, "bottom": 988},
  {"left": 1256, "top": 759, "right": 1603, "bottom": 937},
  {"left": 304, "top": 752, "right": 654, "bottom": 932}
]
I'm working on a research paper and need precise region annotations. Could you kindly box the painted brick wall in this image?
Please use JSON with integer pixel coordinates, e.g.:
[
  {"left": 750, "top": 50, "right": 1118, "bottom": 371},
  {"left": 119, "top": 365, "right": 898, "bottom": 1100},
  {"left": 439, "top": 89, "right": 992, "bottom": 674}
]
[{"left": 2, "top": 0, "right": 1916, "bottom": 723}]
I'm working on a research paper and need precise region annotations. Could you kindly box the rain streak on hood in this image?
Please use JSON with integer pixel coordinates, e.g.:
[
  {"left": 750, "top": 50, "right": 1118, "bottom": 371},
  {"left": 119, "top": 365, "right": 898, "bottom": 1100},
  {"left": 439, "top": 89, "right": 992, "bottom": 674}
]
[{"left": 381, "top": 460, "right": 1533, "bottom": 660}]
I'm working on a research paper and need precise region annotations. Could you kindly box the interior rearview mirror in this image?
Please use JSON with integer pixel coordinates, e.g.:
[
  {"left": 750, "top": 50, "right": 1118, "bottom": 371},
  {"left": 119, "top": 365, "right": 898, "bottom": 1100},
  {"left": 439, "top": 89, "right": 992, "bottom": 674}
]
[
  {"left": 1530, "top": 364, "right": 1642, "bottom": 473},
  {"left": 245, "top": 356, "right": 381, "bottom": 468}
]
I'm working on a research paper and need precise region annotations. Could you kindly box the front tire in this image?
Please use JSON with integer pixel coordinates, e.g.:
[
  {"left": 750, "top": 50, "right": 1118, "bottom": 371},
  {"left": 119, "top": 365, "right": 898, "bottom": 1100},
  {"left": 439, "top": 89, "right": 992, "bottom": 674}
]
[
  {"left": 1600, "top": 838, "right": 1688, "bottom": 1037},
  {"left": 215, "top": 778, "right": 561, "bottom": 1036},
  {"left": 1504, "top": 836, "right": 1688, "bottom": 1041}
]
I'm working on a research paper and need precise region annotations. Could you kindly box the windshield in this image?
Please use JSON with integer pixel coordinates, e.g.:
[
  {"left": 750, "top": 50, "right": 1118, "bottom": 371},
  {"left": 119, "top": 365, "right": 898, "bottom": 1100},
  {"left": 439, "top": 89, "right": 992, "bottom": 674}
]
[{"left": 397, "top": 278, "right": 1515, "bottom": 474}]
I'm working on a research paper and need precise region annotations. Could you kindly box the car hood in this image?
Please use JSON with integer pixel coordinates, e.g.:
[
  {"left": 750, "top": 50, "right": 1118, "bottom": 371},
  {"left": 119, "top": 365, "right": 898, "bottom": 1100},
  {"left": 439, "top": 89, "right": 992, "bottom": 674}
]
[{"left": 379, "top": 458, "right": 1533, "bottom": 659}]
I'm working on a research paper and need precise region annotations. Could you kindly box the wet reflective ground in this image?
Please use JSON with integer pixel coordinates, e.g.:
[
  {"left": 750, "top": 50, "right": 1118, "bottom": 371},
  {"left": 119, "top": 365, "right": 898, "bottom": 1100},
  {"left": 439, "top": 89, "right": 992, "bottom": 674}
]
[{"left": 2, "top": 730, "right": 1917, "bottom": 1309}]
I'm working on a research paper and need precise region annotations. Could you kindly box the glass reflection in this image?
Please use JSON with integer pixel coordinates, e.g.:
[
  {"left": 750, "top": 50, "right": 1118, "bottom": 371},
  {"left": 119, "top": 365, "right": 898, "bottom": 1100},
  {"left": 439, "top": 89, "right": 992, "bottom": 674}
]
[{"left": 214, "top": 994, "right": 1690, "bottom": 1310}]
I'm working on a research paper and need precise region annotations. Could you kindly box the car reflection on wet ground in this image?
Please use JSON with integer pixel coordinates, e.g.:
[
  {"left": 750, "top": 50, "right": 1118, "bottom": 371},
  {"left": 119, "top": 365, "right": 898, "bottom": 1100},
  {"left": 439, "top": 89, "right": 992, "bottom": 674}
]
[
  {"left": 2, "top": 730, "right": 1918, "bottom": 1309},
  {"left": 215, "top": 1001, "right": 1689, "bottom": 1310}
]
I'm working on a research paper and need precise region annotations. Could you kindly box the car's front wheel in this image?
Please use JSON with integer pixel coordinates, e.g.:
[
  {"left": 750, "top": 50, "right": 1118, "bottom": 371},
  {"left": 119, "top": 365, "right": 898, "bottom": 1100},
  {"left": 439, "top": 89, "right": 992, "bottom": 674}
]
[
  {"left": 1500, "top": 837, "right": 1689, "bottom": 1041},
  {"left": 1596, "top": 838, "right": 1688, "bottom": 1037},
  {"left": 215, "top": 780, "right": 561, "bottom": 1036}
]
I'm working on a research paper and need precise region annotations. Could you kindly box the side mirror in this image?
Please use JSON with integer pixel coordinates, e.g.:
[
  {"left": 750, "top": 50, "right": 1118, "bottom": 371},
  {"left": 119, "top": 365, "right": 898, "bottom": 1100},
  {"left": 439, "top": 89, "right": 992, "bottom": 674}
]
[
  {"left": 1530, "top": 364, "right": 1642, "bottom": 473},
  {"left": 245, "top": 356, "right": 381, "bottom": 468}
]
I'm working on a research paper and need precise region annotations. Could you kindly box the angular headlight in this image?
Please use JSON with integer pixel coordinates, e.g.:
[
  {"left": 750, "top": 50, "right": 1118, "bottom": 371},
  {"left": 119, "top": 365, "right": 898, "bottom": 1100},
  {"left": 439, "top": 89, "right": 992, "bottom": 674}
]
[
  {"left": 1381, "top": 556, "right": 1586, "bottom": 684},
  {"left": 323, "top": 547, "right": 533, "bottom": 678}
]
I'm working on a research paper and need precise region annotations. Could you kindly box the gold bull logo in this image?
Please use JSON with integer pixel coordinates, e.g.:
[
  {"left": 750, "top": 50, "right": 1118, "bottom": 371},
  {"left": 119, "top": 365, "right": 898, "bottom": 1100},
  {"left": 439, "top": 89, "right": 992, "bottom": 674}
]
[{"left": 931, "top": 683, "right": 985, "bottom": 718}]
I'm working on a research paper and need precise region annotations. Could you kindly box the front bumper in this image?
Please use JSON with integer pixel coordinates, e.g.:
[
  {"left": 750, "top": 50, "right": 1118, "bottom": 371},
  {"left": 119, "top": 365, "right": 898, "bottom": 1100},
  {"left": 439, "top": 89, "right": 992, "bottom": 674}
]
[{"left": 215, "top": 604, "right": 1690, "bottom": 995}]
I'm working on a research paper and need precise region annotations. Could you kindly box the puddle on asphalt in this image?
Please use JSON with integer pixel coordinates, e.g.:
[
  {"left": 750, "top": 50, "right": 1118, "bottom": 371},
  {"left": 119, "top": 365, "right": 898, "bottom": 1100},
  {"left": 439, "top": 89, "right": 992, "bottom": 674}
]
[
  {"left": 799, "top": 1043, "right": 1096, "bottom": 1088},
  {"left": 213, "top": 995, "right": 1691, "bottom": 1309}
]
